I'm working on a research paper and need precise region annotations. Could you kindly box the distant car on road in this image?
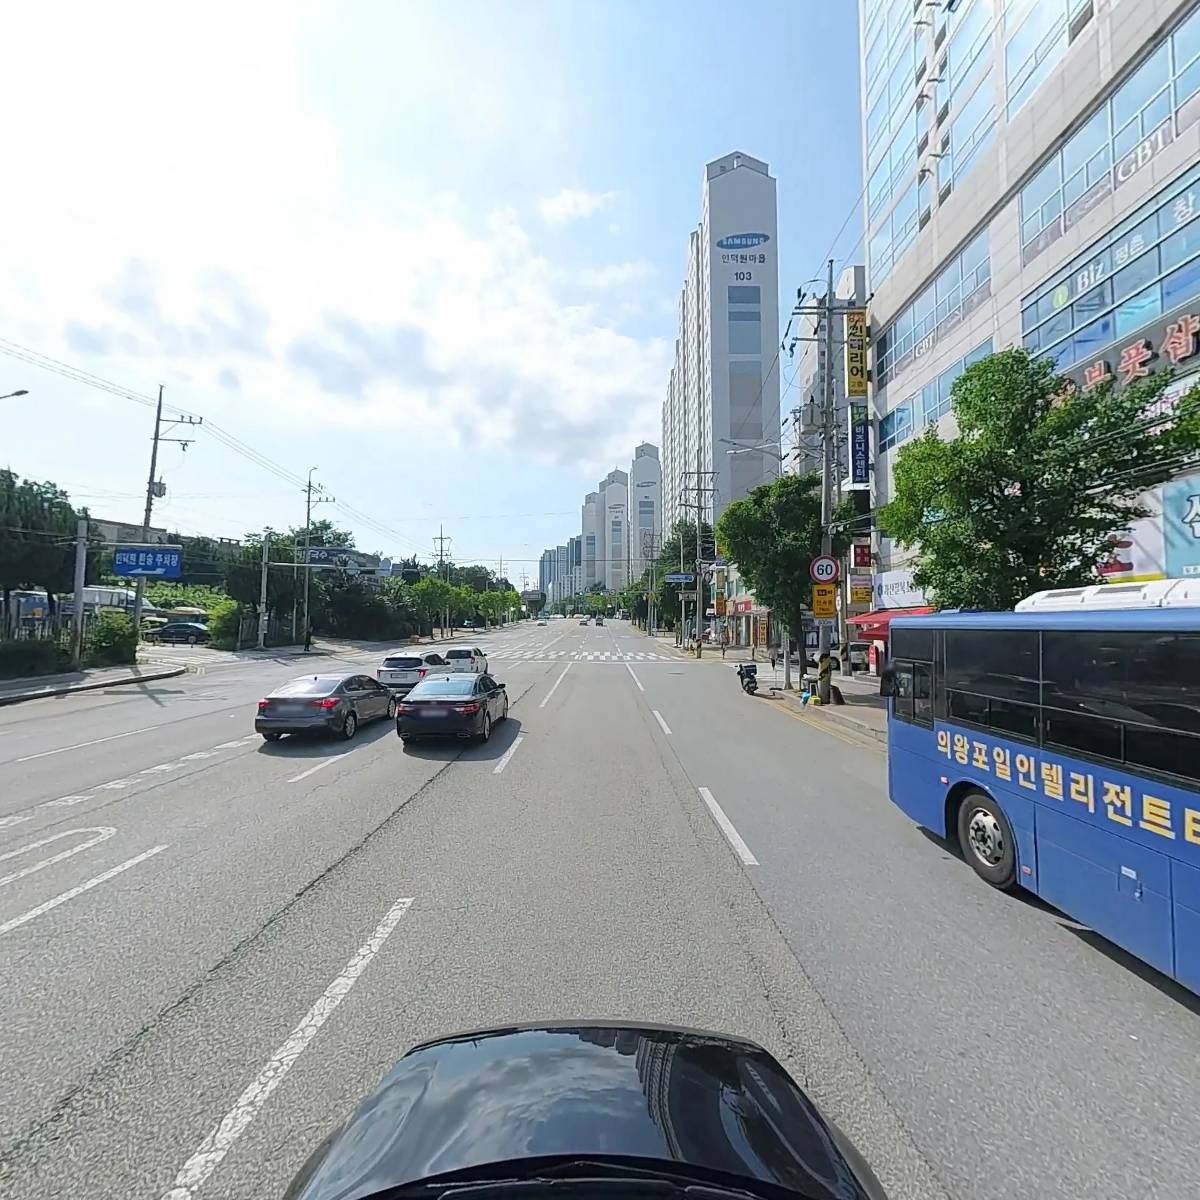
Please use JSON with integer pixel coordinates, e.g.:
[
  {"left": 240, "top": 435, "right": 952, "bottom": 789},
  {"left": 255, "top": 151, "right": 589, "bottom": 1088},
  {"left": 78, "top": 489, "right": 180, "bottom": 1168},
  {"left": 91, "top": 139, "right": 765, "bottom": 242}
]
[
  {"left": 442, "top": 646, "right": 488, "bottom": 673},
  {"left": 536, "top": 618, "right": 547, "bottom": 626},
  {"left": 594, "top": 616, "right": 604, "bottom": 626},
  {"left": 377, "top": 649, "right": 449, "bottom": 693},
  {"left": 578, "top": 618, "right": 589, "bottom": 625},
  {"left": 145, "top": 621, "right": 210, "bottom": 645},
  {"left": 255, "top": 673, "right": 395, "bottom": 741},
  {"left": 396, "top": 673, "right": 509, "bottom": 744}
]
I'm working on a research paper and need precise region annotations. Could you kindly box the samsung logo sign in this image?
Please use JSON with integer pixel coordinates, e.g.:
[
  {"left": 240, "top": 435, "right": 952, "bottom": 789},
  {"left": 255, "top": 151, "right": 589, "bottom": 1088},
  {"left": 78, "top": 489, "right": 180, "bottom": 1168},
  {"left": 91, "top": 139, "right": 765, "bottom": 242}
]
[{"left": 716, "top": 232, "right": 770, "bottom": 250}]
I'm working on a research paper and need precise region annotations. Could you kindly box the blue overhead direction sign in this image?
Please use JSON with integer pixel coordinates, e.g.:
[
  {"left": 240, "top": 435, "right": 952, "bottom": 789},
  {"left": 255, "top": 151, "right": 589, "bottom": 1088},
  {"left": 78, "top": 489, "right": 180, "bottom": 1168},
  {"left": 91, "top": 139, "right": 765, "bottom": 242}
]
[
  {"left": 665, "top": 573, "right": 695, "bottom": 584},
  {"left": 112, "top": 546, "right": 183, "bottom": 579}
]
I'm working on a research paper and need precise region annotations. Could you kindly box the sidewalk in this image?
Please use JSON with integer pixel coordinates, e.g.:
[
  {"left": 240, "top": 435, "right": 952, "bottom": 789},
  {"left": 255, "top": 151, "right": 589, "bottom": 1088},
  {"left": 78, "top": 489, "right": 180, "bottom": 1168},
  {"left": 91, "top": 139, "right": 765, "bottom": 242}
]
[
  {"left": 0, "top": 661, "right": 187, "bottom": 706},
  {"left": 769, "top": 672, "right": 888, "bottom": 744},
  {"left": 645, "top": 629, "right": 887, "bottom": 743}
]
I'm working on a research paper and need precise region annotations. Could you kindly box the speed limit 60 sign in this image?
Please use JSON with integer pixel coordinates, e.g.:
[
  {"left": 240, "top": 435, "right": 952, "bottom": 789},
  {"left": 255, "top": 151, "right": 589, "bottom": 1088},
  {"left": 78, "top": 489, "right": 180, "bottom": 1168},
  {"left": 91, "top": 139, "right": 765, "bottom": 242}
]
[{"left": 809, "top": 555, "right": 840, "bottom": 584}]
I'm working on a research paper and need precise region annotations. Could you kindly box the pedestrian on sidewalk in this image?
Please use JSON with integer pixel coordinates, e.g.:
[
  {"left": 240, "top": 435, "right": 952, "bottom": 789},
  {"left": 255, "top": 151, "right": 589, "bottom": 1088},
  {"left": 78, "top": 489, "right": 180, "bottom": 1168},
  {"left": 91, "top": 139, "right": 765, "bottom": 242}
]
[{"left": 304, "top": 624, "right": 313, "bottom": 653}]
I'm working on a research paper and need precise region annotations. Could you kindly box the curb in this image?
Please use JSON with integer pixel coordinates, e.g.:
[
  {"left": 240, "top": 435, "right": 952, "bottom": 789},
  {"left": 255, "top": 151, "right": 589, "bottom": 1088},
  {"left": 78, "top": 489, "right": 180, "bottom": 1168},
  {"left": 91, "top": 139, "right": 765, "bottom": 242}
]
[{"left": 0, "top": 666, "right": 188, "bottom": 707}]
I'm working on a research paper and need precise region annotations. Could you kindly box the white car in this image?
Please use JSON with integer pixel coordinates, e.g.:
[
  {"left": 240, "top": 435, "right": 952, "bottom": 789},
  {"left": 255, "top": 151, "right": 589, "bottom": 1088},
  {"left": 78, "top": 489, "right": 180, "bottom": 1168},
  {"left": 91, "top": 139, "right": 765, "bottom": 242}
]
[
  {"left": 536, "top": 618, "right": 547, "bottom": 626},
  {"left": 441, "top": 645, "right": 488, "bottom": 674},
  {"left": 377, "top": 649, "right": 450, "bottom": 693}
]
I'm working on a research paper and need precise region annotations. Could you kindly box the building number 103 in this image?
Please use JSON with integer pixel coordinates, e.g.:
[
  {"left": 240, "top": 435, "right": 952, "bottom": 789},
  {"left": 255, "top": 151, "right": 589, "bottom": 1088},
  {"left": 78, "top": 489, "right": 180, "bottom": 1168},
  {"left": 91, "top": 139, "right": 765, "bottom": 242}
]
[{"left": 734, "top": 271, "right": 753, "bottom": 281}]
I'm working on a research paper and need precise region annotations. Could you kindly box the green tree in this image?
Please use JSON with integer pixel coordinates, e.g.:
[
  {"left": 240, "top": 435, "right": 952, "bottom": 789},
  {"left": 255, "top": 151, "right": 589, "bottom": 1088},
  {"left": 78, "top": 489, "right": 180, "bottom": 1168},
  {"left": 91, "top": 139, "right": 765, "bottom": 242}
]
[
  {"left": 0, "top": 471, "right": 86, "bottom": 628},
  {"left": 410, "top": 576, "right": 454, "bottom": 635},
  {"left": 880, "top": 348, "right": 1200, "bottom": 610},
  {"left": 652, "top": 519, "right": 714, "bottom": 635},
  {"left": 716, "top": 473, "right": 851, "bottom": 677}
]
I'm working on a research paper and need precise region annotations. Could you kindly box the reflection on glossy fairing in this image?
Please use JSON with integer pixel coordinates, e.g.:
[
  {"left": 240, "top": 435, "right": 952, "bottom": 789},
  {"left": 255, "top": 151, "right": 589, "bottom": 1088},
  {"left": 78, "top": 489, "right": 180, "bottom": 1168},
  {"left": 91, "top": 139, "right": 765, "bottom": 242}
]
[{"left": 283, "top": 1024, "right": 886, "bottom": 1200}]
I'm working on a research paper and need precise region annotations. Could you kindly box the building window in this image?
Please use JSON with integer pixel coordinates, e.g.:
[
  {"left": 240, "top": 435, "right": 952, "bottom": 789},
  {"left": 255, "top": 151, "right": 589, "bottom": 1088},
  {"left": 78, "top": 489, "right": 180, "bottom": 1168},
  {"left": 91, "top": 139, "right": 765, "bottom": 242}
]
[
  {"left": 876, "top": 229, "right": 991, "bottom": 386},
  {"left": 1005, "top": 0, "right": 1069, "bottom": 119},
  {"left": 1021, "top": 163, "right": 1200, "bottom": 367},
  {"left": 610, "top": 520, "right": 623, "bottom": 546},
  {"left": 638, "top": 500, "right": 654, "bottom": 529},
  {"left": 728, "top": 310, "right": 761, "bottom": 355},
  {"left": 947, "top": 0, "right": 993, "bottom": 98},
  {"left": 728, "top": 285, "right": 760, "bottom": 305},
  {"left": 879, "top": 401, "right": 913, "bottom": 452},
  {"left": 947, "top": 72, "right": 996, "bottom": 186},
  {"left": 1019, "top": 8, "right": 1200, "bottom": 268}
]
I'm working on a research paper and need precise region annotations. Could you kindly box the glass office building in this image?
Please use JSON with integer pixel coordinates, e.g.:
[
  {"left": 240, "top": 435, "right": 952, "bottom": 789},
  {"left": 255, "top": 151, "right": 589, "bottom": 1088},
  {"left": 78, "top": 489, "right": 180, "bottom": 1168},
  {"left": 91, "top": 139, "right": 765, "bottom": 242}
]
[{"left": 862, "top": 0, "right": 1200, "bottom": 590}]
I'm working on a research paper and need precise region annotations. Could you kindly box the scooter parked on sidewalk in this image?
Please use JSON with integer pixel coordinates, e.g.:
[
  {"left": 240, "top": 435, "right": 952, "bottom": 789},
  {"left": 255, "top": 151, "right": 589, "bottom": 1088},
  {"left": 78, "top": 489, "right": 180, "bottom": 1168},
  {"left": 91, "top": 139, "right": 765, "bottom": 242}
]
[{"left": 736, "top": 662, "right": 758, "bottom": 695}]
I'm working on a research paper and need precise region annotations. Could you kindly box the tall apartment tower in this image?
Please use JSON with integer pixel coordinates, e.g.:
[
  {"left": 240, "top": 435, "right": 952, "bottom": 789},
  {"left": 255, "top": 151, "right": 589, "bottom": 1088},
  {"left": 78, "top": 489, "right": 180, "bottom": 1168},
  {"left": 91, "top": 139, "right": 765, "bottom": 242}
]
[
  {"left": 662, "top": 152, "right": 781, "bottom": 533},
  {"left": 628, "top": 443, "right": 662, "bottom": 579}
]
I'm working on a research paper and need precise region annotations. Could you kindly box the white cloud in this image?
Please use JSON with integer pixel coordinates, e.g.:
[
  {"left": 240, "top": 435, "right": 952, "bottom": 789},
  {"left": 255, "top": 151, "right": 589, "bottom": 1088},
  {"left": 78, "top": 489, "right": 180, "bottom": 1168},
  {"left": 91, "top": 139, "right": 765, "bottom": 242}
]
[
  {"left": 579, "top": 261, "right": 656, "bottom": 289},
  {"left": 0, "top": 6, "right": 668, "bottom": 488},
  {"left": 538, "top": 188, "right": 618, "bottom": 225}
]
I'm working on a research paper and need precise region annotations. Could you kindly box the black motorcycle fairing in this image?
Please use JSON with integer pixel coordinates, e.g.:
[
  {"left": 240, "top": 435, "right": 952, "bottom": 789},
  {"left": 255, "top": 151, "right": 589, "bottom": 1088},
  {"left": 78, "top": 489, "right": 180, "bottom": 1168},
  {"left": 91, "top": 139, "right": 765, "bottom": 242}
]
[{"left": 282, "top": 1023, "right": 886, "bottom": 1200}]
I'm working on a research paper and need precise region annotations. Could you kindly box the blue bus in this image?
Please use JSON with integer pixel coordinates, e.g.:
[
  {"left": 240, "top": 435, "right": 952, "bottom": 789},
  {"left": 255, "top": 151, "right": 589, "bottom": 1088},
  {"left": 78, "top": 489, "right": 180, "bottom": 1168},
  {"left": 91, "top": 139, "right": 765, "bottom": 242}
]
[{"left": 884, "top": 593, "right": 1200, "bottom": 993}]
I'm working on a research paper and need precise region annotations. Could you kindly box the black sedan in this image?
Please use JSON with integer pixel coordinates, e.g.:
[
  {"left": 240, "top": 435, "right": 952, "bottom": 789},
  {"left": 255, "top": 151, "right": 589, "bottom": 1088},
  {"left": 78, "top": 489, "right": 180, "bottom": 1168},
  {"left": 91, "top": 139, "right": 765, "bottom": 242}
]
[
  {"left": 256, "top": 673, "right": 396, "bottom": 741},
  {"left": 396, "top": 672, "right": 508, "bottom": 744},
  {"left": 145, "top": 621, "right": 210, "bottom": 645}
]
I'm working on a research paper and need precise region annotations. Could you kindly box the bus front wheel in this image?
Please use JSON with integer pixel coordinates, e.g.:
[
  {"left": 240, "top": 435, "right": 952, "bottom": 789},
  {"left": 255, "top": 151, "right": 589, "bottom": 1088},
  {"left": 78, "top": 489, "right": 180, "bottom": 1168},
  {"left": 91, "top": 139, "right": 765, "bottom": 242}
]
[{"left": 956, "top": 789, "right": 1017, "bottom": 891}]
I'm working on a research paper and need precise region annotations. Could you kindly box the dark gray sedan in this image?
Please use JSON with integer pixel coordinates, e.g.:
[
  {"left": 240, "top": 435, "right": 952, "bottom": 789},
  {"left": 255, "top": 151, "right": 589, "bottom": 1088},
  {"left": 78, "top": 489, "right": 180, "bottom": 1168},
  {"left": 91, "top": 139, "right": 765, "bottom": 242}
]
[
  {"left": 255, "top": 674, "right": 396, "bottom": 741},
  {"left": 396, "top": 673, "right": 508, "bottom": 744}
]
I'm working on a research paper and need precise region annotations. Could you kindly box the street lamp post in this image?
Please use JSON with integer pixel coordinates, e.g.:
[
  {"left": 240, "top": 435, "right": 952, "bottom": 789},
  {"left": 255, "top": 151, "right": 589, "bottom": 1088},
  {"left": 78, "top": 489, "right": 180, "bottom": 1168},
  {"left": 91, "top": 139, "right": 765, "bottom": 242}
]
[{"left": 0, "top": 389, "right": 29, "bottom": 400}]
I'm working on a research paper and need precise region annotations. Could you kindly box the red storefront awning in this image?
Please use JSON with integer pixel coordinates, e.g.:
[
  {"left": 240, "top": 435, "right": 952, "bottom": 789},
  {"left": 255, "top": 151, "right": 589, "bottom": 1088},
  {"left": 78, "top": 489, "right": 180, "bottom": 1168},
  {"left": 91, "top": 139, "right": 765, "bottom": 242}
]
[{"left": 845, "top": 606, "right": 934, "bottom": 639}]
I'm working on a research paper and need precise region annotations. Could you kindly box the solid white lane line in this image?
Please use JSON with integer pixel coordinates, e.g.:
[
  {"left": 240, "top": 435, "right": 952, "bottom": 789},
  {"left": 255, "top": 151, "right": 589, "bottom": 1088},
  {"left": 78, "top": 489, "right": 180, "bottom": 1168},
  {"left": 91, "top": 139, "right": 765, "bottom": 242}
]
[
  {"left": 287, "top": 755, "right": 348, "bottom": 783},
  {"left": 0, "top": 812, "right": 37, "bottom": 829},
  {"left": 698, "top": 787, "right": 759, "bottom": 866},
  {"left": 539, "top": 663, "right": 572, "bottom": 708},
  {"left": 492, "top": 734, "right": 525, "bottom": 774},
  {"left": 14, "top": 726, "right": 151, "bottom": 763},
  {"left": 159, "top": 896, "right": 414, "bottom": 1200},
  {"left": 41, "top": 793, "right": 94, "bottom": 807},
  {"left": 179, "top": 752, "right": 215, "bottom": 761},
  {"left": 652, "top": 710, "right": 672, "bottom": 736},
  {"left": 0, "top": 827, "right": 116, "bottom": 887},
  {"left": 213, "top": 740, "right": 245, "bottom": 749},
  {"left": 625, "top": 663, "right": 645, "bottom": 692},
  {"left": 0, "top": 844, "right": 168, "bottom": 937}
]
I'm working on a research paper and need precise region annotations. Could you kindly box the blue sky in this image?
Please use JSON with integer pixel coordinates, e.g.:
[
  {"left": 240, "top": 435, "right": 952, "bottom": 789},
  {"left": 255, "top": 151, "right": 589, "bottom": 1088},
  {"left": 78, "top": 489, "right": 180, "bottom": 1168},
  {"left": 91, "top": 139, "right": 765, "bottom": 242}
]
[{"left": 2, "top": 0, "right": 861, "bottom": 584}]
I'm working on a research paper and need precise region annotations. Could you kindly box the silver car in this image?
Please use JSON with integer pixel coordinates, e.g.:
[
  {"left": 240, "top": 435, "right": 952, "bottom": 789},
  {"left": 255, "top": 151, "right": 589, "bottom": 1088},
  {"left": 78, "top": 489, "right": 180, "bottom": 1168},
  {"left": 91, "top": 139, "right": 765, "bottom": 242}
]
[{"left": 377, "top": 649, "right": 449, "bottom": 693}]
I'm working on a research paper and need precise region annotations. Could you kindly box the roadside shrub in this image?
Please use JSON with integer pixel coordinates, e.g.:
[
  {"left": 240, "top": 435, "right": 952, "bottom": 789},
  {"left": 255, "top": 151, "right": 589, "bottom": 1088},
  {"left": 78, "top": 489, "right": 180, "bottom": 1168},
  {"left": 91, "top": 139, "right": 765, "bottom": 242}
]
[
  {"left": 0, "top": 639, "right": 71, "bottom": 679},
  {"left": 85, "top": 610, "right": 138, "bottom": 667},
  {"left": 207, "top": 598, "right": 240, "bottom": 650}
]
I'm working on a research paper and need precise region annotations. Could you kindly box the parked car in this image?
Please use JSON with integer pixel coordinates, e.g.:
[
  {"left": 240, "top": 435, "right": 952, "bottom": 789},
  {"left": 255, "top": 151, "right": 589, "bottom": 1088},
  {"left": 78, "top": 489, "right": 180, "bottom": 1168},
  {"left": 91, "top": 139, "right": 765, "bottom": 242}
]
[
  {"left": 396, "top": 673, "right": 508, "bottom": 744},
  {"left": 377, "top": 650, "right": 449, "bottom": 693},
  {"left": 255, "top": 673, "right": 395, "bottom": 741},
  {"left": 442, "top": 646, "right": 488, "bottom": 673},
  {"left": 145, "top": 621, "right": 210, "bottom": 645}
]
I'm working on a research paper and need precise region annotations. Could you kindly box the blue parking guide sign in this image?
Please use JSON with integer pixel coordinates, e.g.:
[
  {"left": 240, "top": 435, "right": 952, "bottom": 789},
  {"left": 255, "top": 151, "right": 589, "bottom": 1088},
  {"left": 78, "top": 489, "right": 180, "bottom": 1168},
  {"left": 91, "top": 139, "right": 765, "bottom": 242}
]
[{"left": 113, "top": 546, "right": 183, "bottom": 579}]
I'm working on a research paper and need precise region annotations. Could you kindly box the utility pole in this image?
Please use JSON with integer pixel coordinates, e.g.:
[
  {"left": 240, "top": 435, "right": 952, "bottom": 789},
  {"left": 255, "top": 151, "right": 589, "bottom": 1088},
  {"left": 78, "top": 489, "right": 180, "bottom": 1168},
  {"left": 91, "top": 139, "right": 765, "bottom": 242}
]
[
  {"left": 132, "top": 386, "right": 201, "bottom": 631},
  {"left": 71, "top": 516, "right": 88, "bottom": 668},
  {"left": 433, "top": 526, "right": 452, "bottom": 635},
  {"left": 678, "top": 453, "right": 717, "bottom": 658},
  {"left": 257, "top": 531, "right": 271, "bottom": 649},
  {"left": 817, "top": 259, "right": 836, "bottom": 704},
  {"left": 301, "top": 468, "right": 333, "bottom": 645}
]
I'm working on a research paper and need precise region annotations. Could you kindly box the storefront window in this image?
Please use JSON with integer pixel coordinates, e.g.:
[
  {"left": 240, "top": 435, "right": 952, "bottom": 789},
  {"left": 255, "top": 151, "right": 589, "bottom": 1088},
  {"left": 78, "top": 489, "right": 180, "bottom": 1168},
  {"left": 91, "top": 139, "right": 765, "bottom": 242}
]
[{"left": 1022, "top": 163, "right": 1200, "bottom": 366}]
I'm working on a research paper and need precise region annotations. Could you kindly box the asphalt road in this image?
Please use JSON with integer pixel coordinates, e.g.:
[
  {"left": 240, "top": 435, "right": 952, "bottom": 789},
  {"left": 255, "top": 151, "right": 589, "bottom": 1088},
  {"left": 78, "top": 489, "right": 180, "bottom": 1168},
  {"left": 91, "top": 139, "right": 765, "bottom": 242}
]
[{"left": 1, "top": 619, "right": 1197, "bottom": 1200}]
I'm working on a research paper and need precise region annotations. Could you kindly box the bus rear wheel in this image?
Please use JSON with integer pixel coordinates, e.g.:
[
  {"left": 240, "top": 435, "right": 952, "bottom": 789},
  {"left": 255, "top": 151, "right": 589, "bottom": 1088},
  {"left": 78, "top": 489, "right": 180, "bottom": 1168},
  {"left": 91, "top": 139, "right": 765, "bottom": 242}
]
[{"left": 957, "top": 789, "right": 1017, "bottom": 891}]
